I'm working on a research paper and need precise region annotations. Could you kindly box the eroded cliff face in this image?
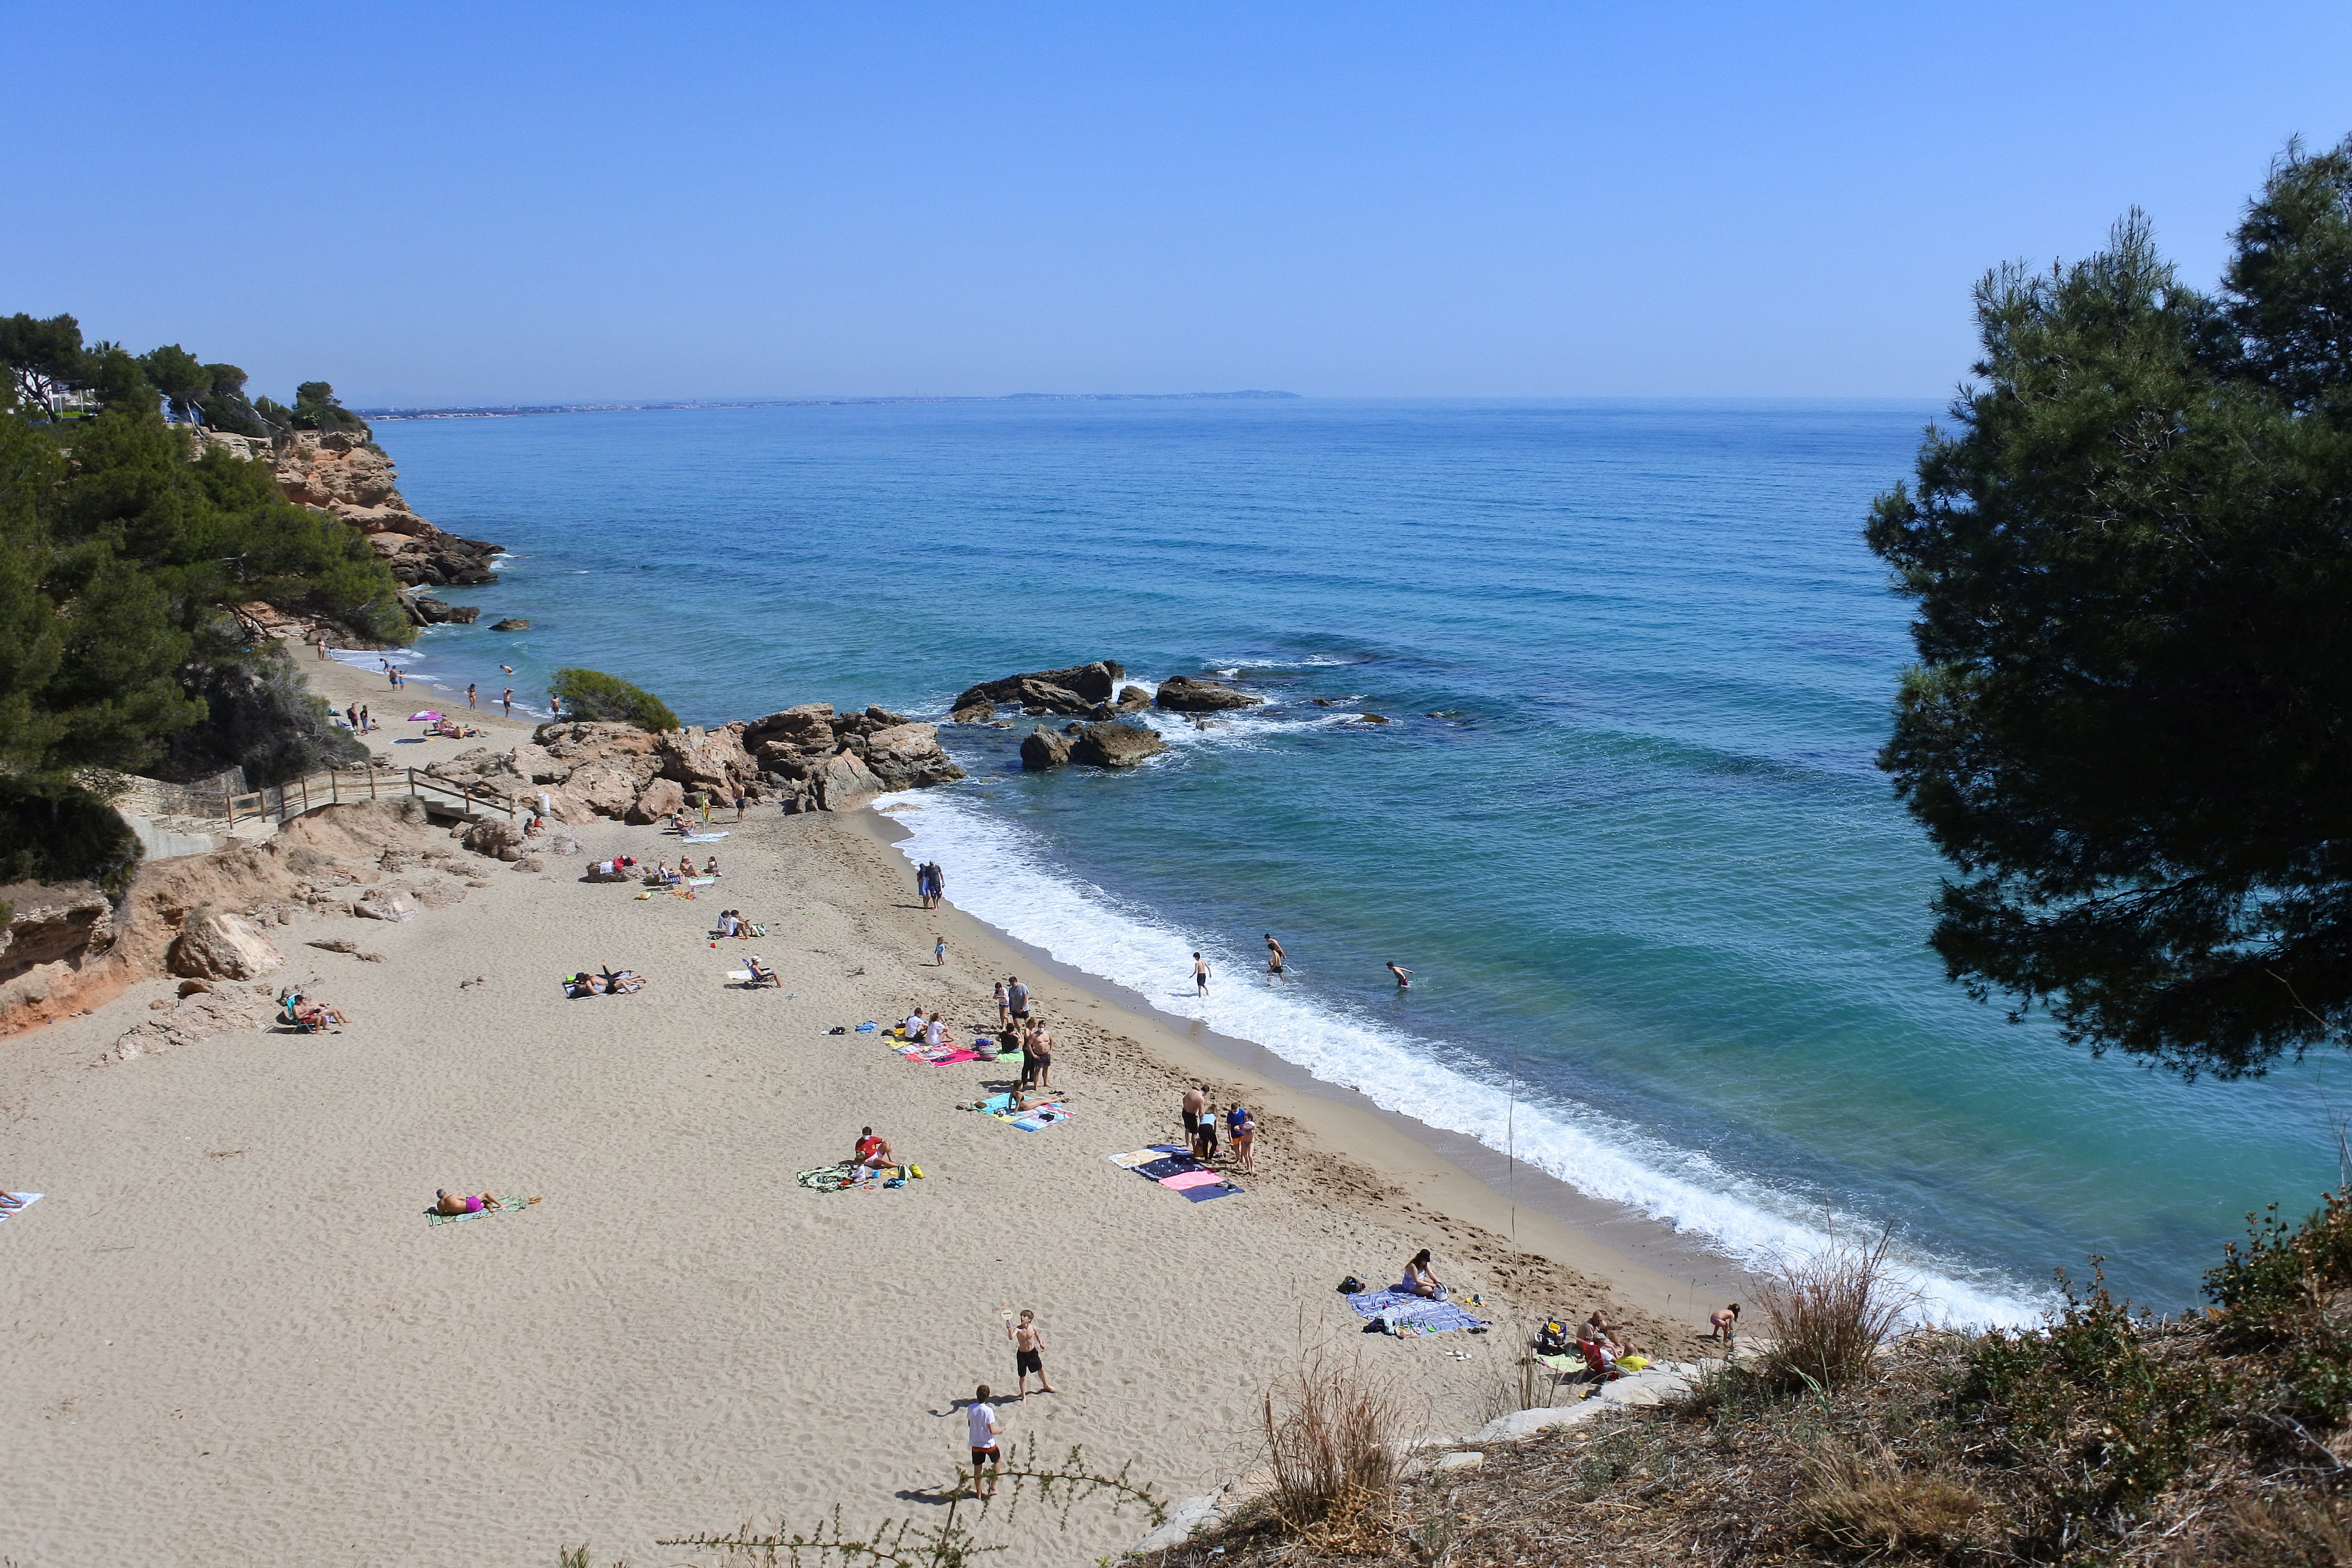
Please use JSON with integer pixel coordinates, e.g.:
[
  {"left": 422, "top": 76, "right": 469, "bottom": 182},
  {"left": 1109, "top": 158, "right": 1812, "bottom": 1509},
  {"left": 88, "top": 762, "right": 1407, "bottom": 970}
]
[{"left": 265, "top": 432, "right": 502, "bottom": 587}]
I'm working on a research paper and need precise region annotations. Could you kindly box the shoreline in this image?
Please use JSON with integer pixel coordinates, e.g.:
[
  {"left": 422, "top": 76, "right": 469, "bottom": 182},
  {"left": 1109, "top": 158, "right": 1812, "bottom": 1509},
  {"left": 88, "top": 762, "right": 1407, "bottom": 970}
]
[{"left": 0, "top": 657, "right": 1756, "bottom": 1566}]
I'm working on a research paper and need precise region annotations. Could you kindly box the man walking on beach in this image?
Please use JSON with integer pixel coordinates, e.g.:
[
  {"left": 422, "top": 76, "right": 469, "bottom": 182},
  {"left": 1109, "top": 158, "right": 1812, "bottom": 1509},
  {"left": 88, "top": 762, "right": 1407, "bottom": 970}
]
[
  {"left": 1265, "top": 933, "right": 1285, "bottom": 981},
  {"left": 1006, "top": 1309, "right": 1056, "bottom": 1399},
  {"left": 1007, "top": 976, "right": 1030, "bottom": 1026},
  {"left": 1193, "top": 952, "right": 1211, "bottom": 998},
  {"left": 967, "top": 1386, "right": 1003, "bottom": 1499}
]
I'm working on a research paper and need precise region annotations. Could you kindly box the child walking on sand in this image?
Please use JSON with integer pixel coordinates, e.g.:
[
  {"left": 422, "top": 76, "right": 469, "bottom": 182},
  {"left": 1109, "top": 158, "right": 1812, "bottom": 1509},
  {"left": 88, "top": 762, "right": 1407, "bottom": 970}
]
[
  {"left": 935, "top": 934, "right": 947, "bottom": 967},
  {"left": 1005, "top": 1309, "right": 1056, "bottom": 1398}
]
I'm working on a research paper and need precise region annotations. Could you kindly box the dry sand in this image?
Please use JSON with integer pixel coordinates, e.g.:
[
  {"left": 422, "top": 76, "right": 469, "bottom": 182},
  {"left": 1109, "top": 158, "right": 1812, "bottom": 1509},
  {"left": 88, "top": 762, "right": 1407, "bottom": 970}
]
[{"left": 1, "top": 666, "right": 1743, "bottom": 1567}]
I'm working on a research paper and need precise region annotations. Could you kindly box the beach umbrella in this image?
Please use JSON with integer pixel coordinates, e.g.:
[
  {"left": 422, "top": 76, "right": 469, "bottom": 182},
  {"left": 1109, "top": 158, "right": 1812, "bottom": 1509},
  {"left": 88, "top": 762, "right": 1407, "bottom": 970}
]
[{"left": 409, "top": 711, "right": 443, "bottom": 721}]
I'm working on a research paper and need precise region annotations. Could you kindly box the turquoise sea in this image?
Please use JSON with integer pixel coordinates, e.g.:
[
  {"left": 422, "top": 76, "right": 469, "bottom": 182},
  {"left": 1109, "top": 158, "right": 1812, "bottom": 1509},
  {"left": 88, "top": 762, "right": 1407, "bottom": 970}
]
[{"left": 369, "top": 397, "right": 2341, "bottom": 1318}]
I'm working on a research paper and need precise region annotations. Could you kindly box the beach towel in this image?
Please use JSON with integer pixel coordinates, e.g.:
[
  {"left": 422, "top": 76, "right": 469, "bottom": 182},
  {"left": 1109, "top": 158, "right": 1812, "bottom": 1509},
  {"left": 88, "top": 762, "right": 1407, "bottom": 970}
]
[
  {"left": 1343, "top": 1289, "right": 1492, "bottom": 1336},
  {"left": 685, "top": 877, "right": 717, "bottom": 886},
  {"left": 1178, "top": 1182, "right": 1243, "bottom": 1203},
  {"left": 1012, "top": 1105, "right": 1074, "bottom": 1130},
  {"left": 1159, "top": 1168, "right": 1223, "bottom": 1190},
  {"left": 855, "top": 1021, "right": 877, "bottom": 1033},
  {"left": 0, "top": 1192, "right": 43, "bottom": 1224},
  {"left": 425, "top": 1195, "right": 535, "bottom": 1227},
  {"left": 1106, "top": 1148, "right": 1163, "bottom": 1169},
  {"left": 680, "top": 832, "right": 730, "bottom": 843},
  {"left": 797, "top": 1162, "right": 908, "bottom": 1192},
  {"left": 1134, "top": 1154, "right": 1206, "bottom": 1181}
]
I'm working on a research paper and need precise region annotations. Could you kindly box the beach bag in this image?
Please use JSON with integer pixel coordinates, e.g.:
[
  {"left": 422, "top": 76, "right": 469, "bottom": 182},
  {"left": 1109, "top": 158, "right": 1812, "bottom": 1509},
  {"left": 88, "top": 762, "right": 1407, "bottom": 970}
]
[{"left": 1337, "top": 1275, "right": 1367, "bottom": 1295}]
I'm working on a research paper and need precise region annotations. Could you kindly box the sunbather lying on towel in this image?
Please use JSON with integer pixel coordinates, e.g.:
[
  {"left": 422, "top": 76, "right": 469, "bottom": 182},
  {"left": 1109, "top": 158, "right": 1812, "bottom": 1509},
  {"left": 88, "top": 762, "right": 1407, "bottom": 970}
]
[
  {"left": 436, "top": 1190, "right": 503, "bottom": 1216},
  {"left": 745, "top": 955, "right": 781, "bottom": 988},
  {"left": 0, "top": 1192, "right": 30, "bottom": 1209}
]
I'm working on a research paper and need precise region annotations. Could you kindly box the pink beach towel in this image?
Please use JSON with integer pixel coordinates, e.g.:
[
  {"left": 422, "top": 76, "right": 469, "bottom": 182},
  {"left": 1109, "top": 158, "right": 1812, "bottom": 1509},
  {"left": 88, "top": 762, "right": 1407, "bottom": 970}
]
[{"left": 1159, "top": 1170, "right": 1224, "bottom": 1192}]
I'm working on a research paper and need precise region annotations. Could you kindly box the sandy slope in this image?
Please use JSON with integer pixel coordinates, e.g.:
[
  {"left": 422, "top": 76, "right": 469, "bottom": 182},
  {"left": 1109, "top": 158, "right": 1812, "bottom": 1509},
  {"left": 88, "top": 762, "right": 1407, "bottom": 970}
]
[{"left": 0, "top": 730, "right": 1724, "bottom": 1567}]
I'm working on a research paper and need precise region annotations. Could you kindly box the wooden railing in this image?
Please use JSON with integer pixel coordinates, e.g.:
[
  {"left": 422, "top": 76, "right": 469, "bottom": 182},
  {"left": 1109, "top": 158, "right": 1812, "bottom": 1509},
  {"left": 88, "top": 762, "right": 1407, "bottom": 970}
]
[{"left": 224, "top": 767, "right": 517, "bottom": 828}]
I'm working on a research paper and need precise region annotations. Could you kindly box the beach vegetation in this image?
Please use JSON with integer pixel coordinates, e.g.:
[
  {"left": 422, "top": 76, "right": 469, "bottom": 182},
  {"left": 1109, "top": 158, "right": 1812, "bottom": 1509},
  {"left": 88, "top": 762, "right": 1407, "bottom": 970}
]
[
  {"left": 550, "top": 667, "right": 680, "bottom": 732},
  {"left": 1867, "top": 133, "right": 2352, "bottom": 1079},
  {"left": 287, "top": 379, "right": 370, "bottom": 437},
  {"left": 1259, "top": 1336, "right": 1416, "bottom": 1541},
  {"left": 0, "top": 347, "right": 409, "bottom": 886},
  {"left": 1754, "top": 1228, "right": 1915, "bottom": 1391}
]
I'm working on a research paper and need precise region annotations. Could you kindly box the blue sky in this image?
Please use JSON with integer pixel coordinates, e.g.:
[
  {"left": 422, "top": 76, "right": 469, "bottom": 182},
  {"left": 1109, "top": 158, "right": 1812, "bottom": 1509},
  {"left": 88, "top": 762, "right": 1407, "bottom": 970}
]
[{"left": 5, "top": 3, "right": 2347, "bottom": 403}]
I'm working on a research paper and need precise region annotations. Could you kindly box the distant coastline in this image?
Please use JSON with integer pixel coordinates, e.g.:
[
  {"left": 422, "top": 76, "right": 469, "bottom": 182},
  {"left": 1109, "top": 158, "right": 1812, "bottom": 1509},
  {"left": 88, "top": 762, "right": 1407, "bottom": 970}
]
[{"left": 360, "top": 389, "right": 1303, "bottom": 421}]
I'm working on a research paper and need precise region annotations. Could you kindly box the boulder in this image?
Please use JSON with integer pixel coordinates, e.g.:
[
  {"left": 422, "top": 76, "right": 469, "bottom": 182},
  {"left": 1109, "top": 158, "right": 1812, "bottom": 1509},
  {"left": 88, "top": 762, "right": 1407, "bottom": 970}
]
[
  {"left": 626, "top": 777, "right": 686, "bottom": 824},
  {"left": 166, "top": 910, "right": 285, "bottom": 981},
  {"left": 1356, "top": 712, "right": 1391, "bottom": 725},
  {"left": 811, "top": 750, "right": 885, "bottom": 808},
  {"left": 1021, "top": 727, "right": 1073, "bottom": 770},
  {"left": 491, "top": 618, "right": 530, "bottom": 631},
  {"left": 1154, "top": 675, "right": 1260, "bottom": 712},
  {"left": 1115, "top": 684, "right": 1152, "bottom": 713},
  {"left": 952, "top": 661, "right": 1127, "bottom": 716},
  {"left": 862, "top": 723, "right": 966, "bottom": 789},
  {"left": 1071, "top": 721, "right": 1167, "bottom": 768},
  {"left": 949, "top": 701, "right": 998, "bottom": 724},
  {"left": 742, "top": 702, "right": 835, "bottom": 751},
  {"left": 659, "top": 723, "right": 756, "bottom": 793},
  {"left": 535, "top": 720, "right": 660, "bottom": 762},
  {"left": 460, "top": 818, "right": 528, "bottom": 858},
  {"left": 864, "top": 704, "right": 910, "bottom": 727},
  {"left": 352, "top": 890, "right": 416, "bottom": 923}
]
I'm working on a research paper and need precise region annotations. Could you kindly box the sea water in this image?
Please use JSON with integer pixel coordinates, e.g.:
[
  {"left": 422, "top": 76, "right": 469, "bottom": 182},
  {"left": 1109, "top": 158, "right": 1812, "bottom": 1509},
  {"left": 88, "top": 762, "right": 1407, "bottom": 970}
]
[{"left": 371, "top": 398, "right": 2344, "bottom": 1319}]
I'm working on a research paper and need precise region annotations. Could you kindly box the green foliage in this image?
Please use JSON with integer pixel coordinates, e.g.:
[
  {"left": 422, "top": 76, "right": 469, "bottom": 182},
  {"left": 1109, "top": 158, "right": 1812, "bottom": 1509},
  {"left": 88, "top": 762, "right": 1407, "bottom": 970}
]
[
  {"left": 194, "top": 362, "right": 273, "bottom": 438},
  {"left": 1957, "top": 1264, "right": 2219, "bottom": 1533},
  {"left": 1867, "top": 135, "right": 2352, "bottom": 1078},
  {"left": 289, "top": 380, "right": 369, "bottom": 436},
  {"left": 138, "top": 343, "right": 209, "bottom": 422},
  {"left": 160, "top": 648, "right": 369, "bottom": 788},
  {"left": 0, "top": 777, "right": 144, "bottom": 895},
  {"left": 0, "top": 383, "right": 408, "bottom": 865},
  {"left": 550, "top": 667, "right": 679, "bottom": 732},
  {"left": 0, "top": 311, "right": 88, "bottom": 414}
]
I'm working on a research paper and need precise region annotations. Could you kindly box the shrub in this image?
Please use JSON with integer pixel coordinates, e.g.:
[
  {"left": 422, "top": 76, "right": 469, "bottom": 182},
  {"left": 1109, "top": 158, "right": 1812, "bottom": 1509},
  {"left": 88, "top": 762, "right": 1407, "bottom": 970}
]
[
  {"left": 158, "top": 648, "right": 369, "bottom": 788},
  {"left": 1261, "top": 1338, "right": 1414, "bottom": 1535},
  {"left": 550, "top": 667, "right": 678, "bottom": 733},
  {"left": 2210, "top": 1189, "right": 2352, "bottom": 1332},
  {"left": 1799, "top": 1437, "right": 1986, "bottom": 1557},
  {"left": 1755, "top": 1229, "right": 1914, "bottom": 1391},
  {"left": 0, "top": 777, "right": 144, "bottom": 895}
]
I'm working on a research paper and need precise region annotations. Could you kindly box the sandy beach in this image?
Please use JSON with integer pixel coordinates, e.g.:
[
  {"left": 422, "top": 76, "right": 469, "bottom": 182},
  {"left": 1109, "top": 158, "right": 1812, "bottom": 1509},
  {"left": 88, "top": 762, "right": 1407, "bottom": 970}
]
[{"left": 0, "top": 655, "right": 1745, "bottom": 1567}]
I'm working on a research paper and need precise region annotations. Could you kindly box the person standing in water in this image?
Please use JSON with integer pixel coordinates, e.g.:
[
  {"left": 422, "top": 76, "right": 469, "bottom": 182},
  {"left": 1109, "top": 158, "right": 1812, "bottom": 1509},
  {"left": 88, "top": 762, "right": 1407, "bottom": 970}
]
[
  {"left": 1265, "top": 933, "right": 1285, "bottom": 981},
  {"left": 1387, "top": 961, "right": 1414, "bottom": 990},
  {"left": 466, "top": 683, "right": 478, "bottom": 710},
  {"left": 1193, "top": 952, "right": 1211, "bottom": 997}
]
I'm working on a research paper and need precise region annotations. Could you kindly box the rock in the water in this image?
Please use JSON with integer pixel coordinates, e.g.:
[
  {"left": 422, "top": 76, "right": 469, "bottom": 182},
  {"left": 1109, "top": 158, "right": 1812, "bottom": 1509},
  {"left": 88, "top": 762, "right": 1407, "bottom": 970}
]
[
  {"left": 167, "top": 910, "right": 286, "bottom": 980},
  {"left": 862, "top": 723, "right": 965, "bottom": 789},
  {"left": 1071, "top": 721, "right": 1167, "bottom": 768},
  {"left": 1021, "top": 727, "right": 1073, "bottom": 770},
  {"left": 952, "top": 661, "right": 1128, "bottom": 716},
  {"left": 949, "top": 701, "right": 998, "bottom": 724},
  {"left": 1154, "top": 675, "right": 1260, "bottom": 712},
  {"left": 491, "top": 618, "right": 529, "bottom": 631},
  {"left": 1115, "top": 684, "right": 1152, "bottom": 712},
  {"left": 1356, "top": 712, "right": 1391, "bottom": 724},
  {"left": 626, "top": 777, "right": 686, "bottom": 824}
]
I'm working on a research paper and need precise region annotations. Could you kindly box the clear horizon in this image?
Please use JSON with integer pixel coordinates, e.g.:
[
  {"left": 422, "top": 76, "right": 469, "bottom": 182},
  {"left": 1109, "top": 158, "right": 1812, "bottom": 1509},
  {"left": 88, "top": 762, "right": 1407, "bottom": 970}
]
[{"left": 6, "top": 2, "right": 2346, "bottom": 406}]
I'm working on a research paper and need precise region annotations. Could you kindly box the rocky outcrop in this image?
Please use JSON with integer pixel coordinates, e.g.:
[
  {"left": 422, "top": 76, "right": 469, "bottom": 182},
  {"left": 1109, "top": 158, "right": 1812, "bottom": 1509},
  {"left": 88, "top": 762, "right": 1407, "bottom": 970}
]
[
  {"left": 952, "top": 661, "right": 1129, "bottom": 719},
  {"left": 0, "top": 885, "right": 124, "bottom": 1034},
  {"left": 399, "top": 593, "right": 480, "bottom": 626},
  {"left": 1154, "top": 675, "right": 1261, "bottom": 712},
  {"left": 625, "top": 778, "right": 685, "bottom": 824},
  {"left": 166, "top": 909, "right": 286, "bottom": 980},
  {"left": 1071, "top": 720, "right": 1167, "bottom": 768},
  {"left": 104, "top": 985, "right": 270, "bottom": 1063},
  {"left": 860, "top": 723, "right": 963, "bottom": 789},
  {"left": 491, "top": 618, "right": 529, "bottom": 631},
  {"left": 1116, "top": 684, "right": 1152, "bottom": 712},
  {"left": 1021, "top": 727, "right": 1073, "bottom": 770},
  {"left": 268, "top": 432, "right": 504, "bottom": 588}
]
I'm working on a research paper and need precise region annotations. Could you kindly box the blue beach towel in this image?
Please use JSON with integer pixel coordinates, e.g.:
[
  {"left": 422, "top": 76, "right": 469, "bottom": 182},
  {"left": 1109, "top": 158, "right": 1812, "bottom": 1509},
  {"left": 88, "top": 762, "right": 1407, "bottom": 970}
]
[
  {"left": 1344, "top": 1288, "right": 1491, "bottom": 1335},
  {"left": 1179, "top": 1181, "right": 1242, "bottom": 1203}
]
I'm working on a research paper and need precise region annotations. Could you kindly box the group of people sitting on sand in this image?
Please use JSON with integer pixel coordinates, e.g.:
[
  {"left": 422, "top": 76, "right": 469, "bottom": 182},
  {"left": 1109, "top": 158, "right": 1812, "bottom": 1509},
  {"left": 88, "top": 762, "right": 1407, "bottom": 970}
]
[
  {"left": 564, "top": 967, "right": 645, "bottom": 998},
  {"left": 276, "top": 987, "right": 346, "bottom": 1033},
  {"left": 901, "top": 1008, "right": 958, "bottom": 1050},
  {"left": 643, "top": 857, "right": 719, "bottom": 888},
  {"left": 425, "top": 718, "right": 484, "bottom": 740}
]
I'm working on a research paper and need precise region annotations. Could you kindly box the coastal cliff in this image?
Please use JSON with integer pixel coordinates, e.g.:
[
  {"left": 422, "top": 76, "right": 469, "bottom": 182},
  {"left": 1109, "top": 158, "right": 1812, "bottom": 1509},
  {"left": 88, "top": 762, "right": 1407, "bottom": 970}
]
[{"left": 199, "top": 428, "right": 502, "bottom": 589}]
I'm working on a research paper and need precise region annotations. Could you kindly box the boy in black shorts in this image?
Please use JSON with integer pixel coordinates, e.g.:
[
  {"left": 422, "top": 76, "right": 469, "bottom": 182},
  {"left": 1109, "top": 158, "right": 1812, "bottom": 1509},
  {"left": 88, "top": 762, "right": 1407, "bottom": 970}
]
[{"left": 1006, "top": 1308, "right": 1056, "bottom": 1398}]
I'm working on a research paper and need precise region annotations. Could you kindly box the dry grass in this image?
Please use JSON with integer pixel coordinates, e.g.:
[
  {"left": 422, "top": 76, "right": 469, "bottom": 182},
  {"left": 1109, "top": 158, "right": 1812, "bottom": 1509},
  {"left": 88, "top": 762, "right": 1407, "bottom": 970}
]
[
  {"left": 1261, "top": 1336, "right": 1420, "bottom": 1539},
  {"left": 1754, "top": 1227, "right": 1915, "bottom": 1391},
  {"left": 1797, "top": 1434, "right": 1987, "bottom": 1559}
]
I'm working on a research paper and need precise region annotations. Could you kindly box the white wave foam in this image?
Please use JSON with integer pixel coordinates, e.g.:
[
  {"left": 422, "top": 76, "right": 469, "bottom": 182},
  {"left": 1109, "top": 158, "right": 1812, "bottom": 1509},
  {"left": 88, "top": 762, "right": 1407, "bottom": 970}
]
[{"left": 877, "top": 789, "right": 2051, "bottom": 1328}]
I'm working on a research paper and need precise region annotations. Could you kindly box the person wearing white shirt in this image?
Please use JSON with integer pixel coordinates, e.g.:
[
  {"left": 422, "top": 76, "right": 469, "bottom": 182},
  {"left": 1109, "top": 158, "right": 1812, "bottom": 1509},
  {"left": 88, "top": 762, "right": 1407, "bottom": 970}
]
[{"left": 966, "top": 1386, "right": 1003, "bottom": 1498}]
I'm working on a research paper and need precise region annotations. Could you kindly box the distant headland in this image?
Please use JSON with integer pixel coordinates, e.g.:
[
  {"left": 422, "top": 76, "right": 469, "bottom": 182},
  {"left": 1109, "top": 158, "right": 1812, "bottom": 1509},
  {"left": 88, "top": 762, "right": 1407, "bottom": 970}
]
[{"left": 359, "top": 389, "right": 1303, "bottom": 421}]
